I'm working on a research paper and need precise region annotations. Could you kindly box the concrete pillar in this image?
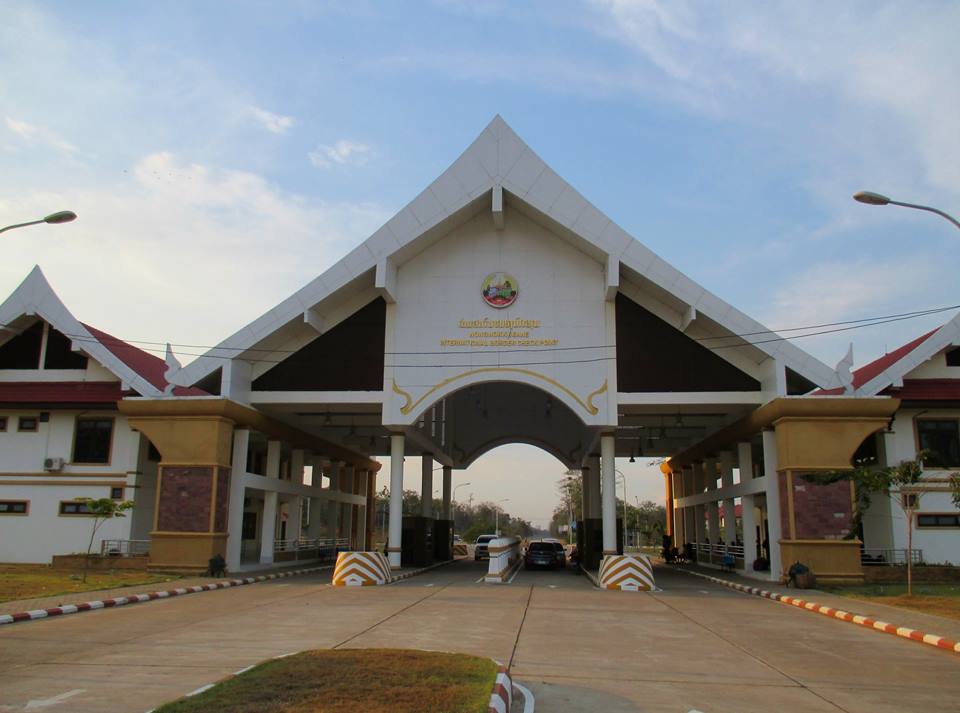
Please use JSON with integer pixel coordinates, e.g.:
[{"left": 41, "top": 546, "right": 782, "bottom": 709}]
[
  {"left": 601, "top": 435, "right": 617, "bottom": 555},
  {"left": 694, "top": 504, "right": 705, "bottom": 556},
  {"left": 442, "top": 466, "right": 452, "bottom": 520},
  {"left": 719, "top": 451, "right": 734, "bottom": 488},
  {"left": 762, "top": 429, "right": 783, "bottom": 580},
  {"left": 704, "top": 457, "right": 717, "bottom": 491},
  {"left": 342, "top": 465, "right": 355, "bottom": 547},
  {"left": 291, "top": 449, "right": 305, "bottom": 485},
  {"left": 692, "top": 461, "right": 704, "bottom": 494},
  {"left": 720, "top": 450, "right": 737, "bottom": 547},
  {"left": 226, "top": 428, "right": 249, "bottom": 573},
  {"left": 329, "top": 461, "right": 342, "bottom": 539},
  {"left": 707, "top": 501, "right": 720, "bottom": 544},
  {"left": 258, "top": 440, "right": 282, "bottom": 564},
  {"left": 355, "top": 469, "right": 367, "bottom": 549},
  {"left": 421, "top": 454, "right": 434, "bottom": 517},
  {"left": 365, "top": 470, "right": 377, "bottom": 551},
  {"left": 741, "top": 494, "right": 757, "bottom": 570},
  {"left": 737, "top": 442, "right": 753, "bottom": 482},
  {"left": 684, "top": 507, "right": 694, "bottom": 547},
  {"left": 388, "top": 434, "right": 404, "bottom": 569},
  {"left": 290, "top": 496, "right": 303, "bottom": 541},
  {"left": 587, "top": 457, "right": 601, "bottom": 518}
]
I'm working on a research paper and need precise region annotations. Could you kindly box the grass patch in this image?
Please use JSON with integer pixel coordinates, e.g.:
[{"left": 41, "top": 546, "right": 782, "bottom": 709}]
[
  {"left": 822, "top": 583, "right": 960, "bottom": 621},
  {"left": 154, "top": 649, "right": 498, "bottom": 713},
  {"left": 0, "top": 564, "right": 181, "bottom": 604}
]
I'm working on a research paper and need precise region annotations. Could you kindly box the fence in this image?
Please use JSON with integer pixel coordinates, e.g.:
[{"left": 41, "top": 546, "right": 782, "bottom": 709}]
[
  {"left": 273, "top": 537, "right": 350, "bottom": 563},
  {"left": 861, "top": 548, "right": 924, "bottom": 566},
  {"left": 100, "top": 539, "right": 150, "bottom": 557}
]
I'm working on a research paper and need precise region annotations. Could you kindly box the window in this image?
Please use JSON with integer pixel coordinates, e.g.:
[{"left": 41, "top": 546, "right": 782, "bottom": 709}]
[
  {"left": 110, "top": 487, "right": 124, "bottom": 500},
  {"left": 917, "top": 419, "right": 960, "bottom": 467},
  {"left": 947, "top": 348, "right": 960, "bottom": 367},
  {"left": 72, "top": 417, "right": 113, "bottom": 463},
  {"left": 0, "top": 500, "right": 28, "bottom": 515},
  {"left": 0, "top": 416, "right": 6, "bottom": 431},
  {"left": 902, "top": 493, "right": 919, "bottom": 509},
  {"left": 17, "top": 416, "right": 38, "bottom": 432},
  {"left": 59, "top": 501, "right": 93, "bottom": 515},
  {"left": 917, "top": 513, "right": 960, "bottom": 528}
]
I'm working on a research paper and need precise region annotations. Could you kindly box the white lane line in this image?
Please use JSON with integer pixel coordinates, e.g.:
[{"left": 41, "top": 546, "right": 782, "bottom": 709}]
[
  {"left": 475, "top": 575, "right": 487, "bottom": 583},
  {"left": 186, "top": 684, "right": 215, "bottom": 698},
  {"left": 233, "top": 664, "right": 256, "bottom": 676},
  {"left": 513, "top": 682, "right": 536, "bottom": 713},
  {"left": 23, "top": 690, "right": 85, "bottom": 709},
  {"left": 507, "top": 566, "right": 521, "bottom": 584}
]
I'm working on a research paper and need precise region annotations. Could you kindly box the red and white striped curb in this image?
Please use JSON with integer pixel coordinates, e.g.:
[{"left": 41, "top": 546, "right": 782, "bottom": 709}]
[
  {"left": 488, "top": 663, "right": 512, "bottom": 713},
  {"left": 0, "top": 564, "right": 332, "bottom": 627},
  {"left": 682, "top": 569, "right": 960, "bottom": 655}
]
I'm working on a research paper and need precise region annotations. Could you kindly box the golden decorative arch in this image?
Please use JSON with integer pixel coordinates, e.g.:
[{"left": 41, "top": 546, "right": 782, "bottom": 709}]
[{"left": 395, "top": 368, "right": 607, "bottom": 417}]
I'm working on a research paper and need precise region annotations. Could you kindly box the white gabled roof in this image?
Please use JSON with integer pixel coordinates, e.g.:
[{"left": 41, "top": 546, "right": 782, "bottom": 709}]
[
  {"left": 855, "top": 316, "right": 960, "bottom": 396},
  {"left": 172, "top": 116, "right": 841, "bottom": 391},
  {"left": 0, "top": 266, "right": 165, "bottom": 397}
]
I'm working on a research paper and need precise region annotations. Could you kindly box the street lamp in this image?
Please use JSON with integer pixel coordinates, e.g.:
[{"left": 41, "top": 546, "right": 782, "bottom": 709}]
[
  {"left": 0, "top": 210, "right": 77, "bottom": 235},
  {"left": 853, "top": 191, "right": 960, "bottom": 231},
  {"left": 615, "top": 469, "right": 628, "bottom": 548},
  {"left": 494, "top": 498, "right": 509, "bottom": 536}
]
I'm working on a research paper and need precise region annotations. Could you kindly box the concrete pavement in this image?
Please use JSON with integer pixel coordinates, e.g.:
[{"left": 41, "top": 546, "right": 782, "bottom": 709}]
[{"left": 0, "top": 561, "right": 956, "bottom": 712}]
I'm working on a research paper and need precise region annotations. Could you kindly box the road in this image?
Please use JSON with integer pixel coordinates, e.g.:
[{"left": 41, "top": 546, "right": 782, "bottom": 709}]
[{"left": 0, "top": 560, "right": 956, "bottom": 712}]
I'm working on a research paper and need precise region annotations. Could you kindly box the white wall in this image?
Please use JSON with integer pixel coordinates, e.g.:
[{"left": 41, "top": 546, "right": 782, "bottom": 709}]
[
  {"left": 384, "top": 209, "right": 611, "bottom": 426},
  {"left": 0, "top": 408, "right": 145, "bottom": 563}
]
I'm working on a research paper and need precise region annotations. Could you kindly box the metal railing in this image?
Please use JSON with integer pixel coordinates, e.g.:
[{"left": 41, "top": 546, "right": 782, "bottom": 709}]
[
  {"left": 100, "top": 539, "right": 150, "bottom": 557},
  {"left": 273, "top": 537, "right": 350, "bottom": 562},
  {"left": 861, "top": 548, "right": 924, "bottom": 566}
]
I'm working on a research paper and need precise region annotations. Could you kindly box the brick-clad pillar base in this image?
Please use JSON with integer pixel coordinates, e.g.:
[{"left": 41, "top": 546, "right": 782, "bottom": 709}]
[{"left": 125, "top": 414, "right": 235, "bottom": 572}]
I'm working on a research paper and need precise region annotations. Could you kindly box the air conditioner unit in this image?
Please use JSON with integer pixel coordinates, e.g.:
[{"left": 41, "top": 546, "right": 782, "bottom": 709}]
[{"left": 43, "top": 457, "right": 65, "bottom": 472}]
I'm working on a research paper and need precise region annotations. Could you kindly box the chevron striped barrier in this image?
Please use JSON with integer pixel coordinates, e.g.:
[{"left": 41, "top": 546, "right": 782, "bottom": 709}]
[
  {"left": 332, "top": 551, "right": 392, "bottom": 586},
  {"left": 598, "top": 554, "right": 656, "bottom": 591},
  {"left": 453, "top": 543, "right": 469, "bottom": 557}
]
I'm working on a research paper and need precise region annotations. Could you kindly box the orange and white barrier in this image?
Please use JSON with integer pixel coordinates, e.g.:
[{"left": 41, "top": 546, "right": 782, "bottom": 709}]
[
  {"left": 453, "top": 543, "right": 469, "bottom": 557},
  {"left": 332, "top": 551, "right": 391, "bottom": 586},
  {"left": 485, "top": 536, "right": 521, "bottom": 583},
  {"left": 598, "top": 554, "right": 655, "bottom": 591}
]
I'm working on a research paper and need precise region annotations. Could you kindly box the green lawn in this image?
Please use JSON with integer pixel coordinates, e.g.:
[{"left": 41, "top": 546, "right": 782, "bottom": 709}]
[
  {"left": 154, "top": 649, "right": 498, "bottom": 713},
  {"left": 822, "top": 583, "right": 960, "bottom": 621},
  {"left": 0, "top": 564, "right": 181, "bottom": 604}
]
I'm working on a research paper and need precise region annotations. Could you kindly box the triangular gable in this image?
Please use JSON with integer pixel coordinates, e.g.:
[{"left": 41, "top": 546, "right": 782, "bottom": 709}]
[
  {"left": 0, "top": 266, "right": 166, "bottom": 397},
  {"left": 838, "top": 315, "right": 960, "bottom": 396},
  {"left": 171, "top": 116, "right": 841, "bottom": 392}
]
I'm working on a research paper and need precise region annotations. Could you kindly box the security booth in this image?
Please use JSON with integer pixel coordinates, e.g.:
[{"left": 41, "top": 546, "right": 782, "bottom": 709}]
[
  {"left": 433, "top": 519, "right": 453, "bottom": 561},
  {"left": 401, "top": 515, "right": 434, "bottom": 568}
]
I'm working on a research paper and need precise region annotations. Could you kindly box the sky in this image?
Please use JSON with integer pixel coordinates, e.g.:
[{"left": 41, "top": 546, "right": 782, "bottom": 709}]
[{"left": 2, "top": 1, "right": 959, "bottom": 527}]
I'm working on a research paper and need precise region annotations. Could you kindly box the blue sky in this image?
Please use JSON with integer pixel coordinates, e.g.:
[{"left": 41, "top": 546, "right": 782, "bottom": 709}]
[{"left": 2, "top": 1, "right": 958, "bottom": 524}]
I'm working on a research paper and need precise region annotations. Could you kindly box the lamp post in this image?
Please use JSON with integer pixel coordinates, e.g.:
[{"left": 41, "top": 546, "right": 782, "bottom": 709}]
[
  {"left": 494, "top": 498, "right": 509, "bottom": 537},
  {"left": 853, "top": 191, "right": 960, "bottom": 231},
  {"left": 452, "top": 482, "right": 471, "bottom": 533},
  {"left": 615, "top": 469, "right": 628, "bottom": 548},
  {"left": 1, "top": 210, "right": 77, "bottom": 235}
]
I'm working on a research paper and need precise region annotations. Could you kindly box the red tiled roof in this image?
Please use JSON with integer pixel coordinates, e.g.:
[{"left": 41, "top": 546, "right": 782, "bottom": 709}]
[
  {"left": 81, "top": 323, "right": 207, "bottom": 397},
  {"left": 884, "top": 378, "right": 960, "bottom": 401},
  {"left": 0, "top": 381, "right": 123, "bottom": 404},
  {"left": 814, "top": 328, "right": 940, "bottom": 395}
]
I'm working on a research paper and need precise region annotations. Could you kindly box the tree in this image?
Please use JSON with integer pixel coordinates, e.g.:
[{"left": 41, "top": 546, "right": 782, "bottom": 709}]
[
  {"left": 76, "top": 497, "right": 134, "bottom": 583},
  {"left": 806, "top": 450, "right": 955, "bottom": 596}
]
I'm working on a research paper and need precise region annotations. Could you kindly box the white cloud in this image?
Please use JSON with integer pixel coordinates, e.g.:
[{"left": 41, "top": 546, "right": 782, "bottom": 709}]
[
  {"left": 248, "top": 106, "right": 295, "bottom": 134},
  {"left": 5, "top": 117, "right": 79, "bottom": 155},
  {"left": 0, "top": 152, "right": 390, "bottom": 358},
  {"left": 759, "top": 256, "right": 954, "bottom": 366},
  {"left": 309, "top": 139, "right": 372, "bottom": 169}
]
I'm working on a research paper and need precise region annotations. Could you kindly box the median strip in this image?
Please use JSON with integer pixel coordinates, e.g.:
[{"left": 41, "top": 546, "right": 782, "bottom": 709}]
[
  {"left": 0, "top": 564, "right": 332, "bottom": 627},
  {"left": 681, "top": 569, "right": 960, "bottom": 656}
]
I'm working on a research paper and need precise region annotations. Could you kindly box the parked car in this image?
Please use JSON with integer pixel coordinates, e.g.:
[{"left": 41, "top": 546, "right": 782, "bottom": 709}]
[
  {"left": 453, "top": 534, "right": 463, "bottom": 544},
  {"left": 474, "top": 534, "right": 496, "bottom": 560},
  {"left": 524, "top": 541, "right": 559, "bottom": 569}
]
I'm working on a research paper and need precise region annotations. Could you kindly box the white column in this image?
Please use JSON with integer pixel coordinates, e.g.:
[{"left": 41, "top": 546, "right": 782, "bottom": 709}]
[
  {"left": 762, "top": 429, "right": 783, "bottom": 581},
  {"left": 741, "top": 494, "right": 757, "bottom": 571},
  {"left": 329, "top": 461, "right": 342, "bottom": 539},
  {"left": 290, "top": 496, "right": 303, "bottom": 541},
  {"left": 737, "top": 442, "right": 753, "bottom": 482},
  {"left": 342, "top": 465, "right": 355, "bottom": 547},
  {"left": 694, "top": 504, "right": 705, "bottom": 558},
  {"left": 707, "top": 502, "right": 720, "bottom": 543},
  {"left": 388, "top": 434, "right": 404, "bottom": 569},
  {"left": 671, "top": 471, "right": 684, "bottom": 545},
  {"left": 720, "top": 451, "right": 736, "bottom": 546},
  {"left": 600, "top": 435, "right": 617, "bottom": 555},
  {"left": 259, "top": 440, "right": 282, "bottom": 564},
  {"left": 421, "top": 453, "right": 434, "bottom": 517},
  {"left": 587, "top": 456, "right": 602, "bottom": 518},
  {"left": 291, "top": 449, "right": 305, "bottom": 485},
  {"left": 356, "top": 469, "right": 368, "bottom": 549},
  {"left": 226, "top": 428, "right": 249, "bottom": 572},
  {"left": 442, "top": 466, "right": 452, "bottom": 520}
]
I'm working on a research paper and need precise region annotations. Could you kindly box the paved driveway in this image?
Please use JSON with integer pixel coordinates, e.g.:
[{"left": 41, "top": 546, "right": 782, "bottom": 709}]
[{"left": 0, "top": 561, "right": 956, "bottom": 712}]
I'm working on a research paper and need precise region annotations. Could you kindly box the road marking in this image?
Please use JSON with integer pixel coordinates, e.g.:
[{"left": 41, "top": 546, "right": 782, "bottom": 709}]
[
  {"left": 547, "top": 584, "right": 557, "bottom": 589},
  {"left": 424, "top": 583, "right": 435, "bottom": 587},
  {"left": 699, "top": 590, "right": 710, "bottom": 594},
  {"left": 185, "top": 684, "right": 215, "bottom": 698},
  {"left": 233, "top": 665, "right": 256, "bottom": 676},
  {"left": 24, "top": 690, "right": 85, "bottom": 710},
  {"left": 513, "top": 682, "right": 536, "bottom": 712},
  {"left": 507, "top": 567, "right": 521, "bottom": 584}
]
